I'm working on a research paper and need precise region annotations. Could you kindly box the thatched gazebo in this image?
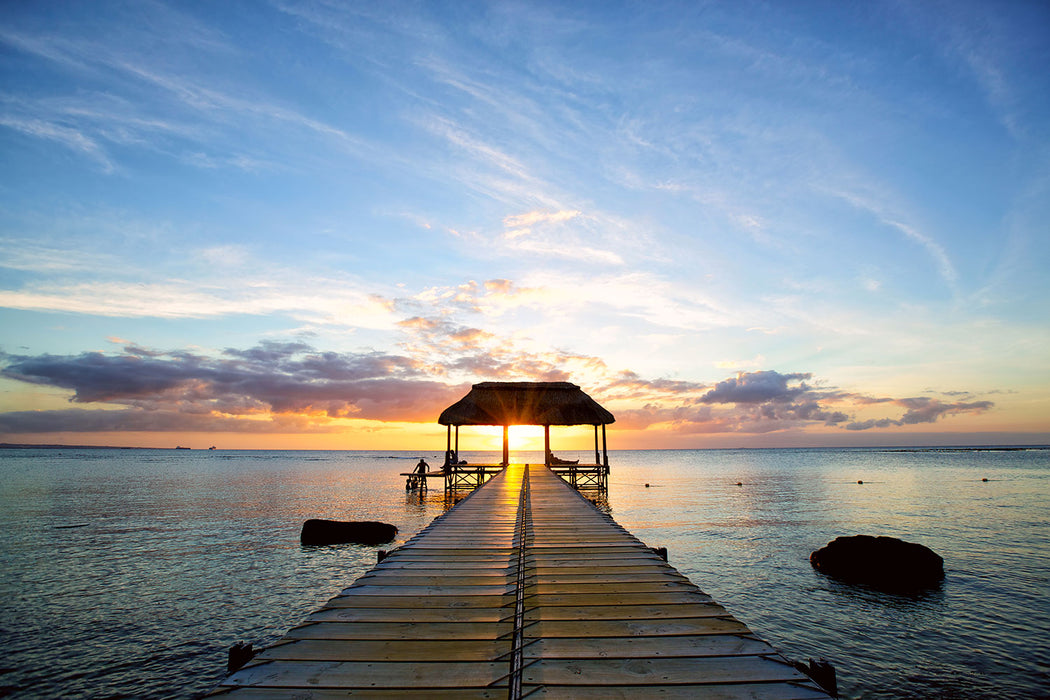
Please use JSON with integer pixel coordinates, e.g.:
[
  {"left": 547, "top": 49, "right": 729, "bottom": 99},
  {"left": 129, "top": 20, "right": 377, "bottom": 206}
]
[{"left": 436, "top": 381, "right": 615, "bottom": 490}]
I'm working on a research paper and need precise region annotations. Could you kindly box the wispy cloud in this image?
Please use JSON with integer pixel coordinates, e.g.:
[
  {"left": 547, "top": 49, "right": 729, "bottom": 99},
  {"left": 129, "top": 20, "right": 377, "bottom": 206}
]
[
  {"left": 0, "top": 115, "right": 115, "bottom": 172},
  {"left": 0, "top": 278, "right": 398, "bottom": 328},
  {"left": 821, "top": 184, "right": 958, "bottom": 287},
  {"left": 0, "top": 18, "right": 371, "bottom": 174}
]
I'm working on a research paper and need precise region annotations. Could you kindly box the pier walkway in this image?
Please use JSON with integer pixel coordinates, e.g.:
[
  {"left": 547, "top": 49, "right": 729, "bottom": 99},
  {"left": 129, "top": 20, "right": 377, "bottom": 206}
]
[{"left": 213, "top": 464, "right": 831, "bottom": 698}]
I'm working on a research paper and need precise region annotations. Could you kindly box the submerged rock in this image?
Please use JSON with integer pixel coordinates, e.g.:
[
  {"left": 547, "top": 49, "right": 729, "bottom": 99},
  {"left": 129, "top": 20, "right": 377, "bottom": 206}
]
[
  {"left": 811, "top": 535, "right": 944, "bottom": 591},
  {"left": 301, "top": 519, "right": 397, "bottom": 546}
]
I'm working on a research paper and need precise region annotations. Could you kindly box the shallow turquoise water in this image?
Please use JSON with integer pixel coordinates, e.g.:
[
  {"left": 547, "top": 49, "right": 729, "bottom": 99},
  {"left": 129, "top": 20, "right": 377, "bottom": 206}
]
[{"left": 0, "top": 447, "right": 1047, "bottom": 698}]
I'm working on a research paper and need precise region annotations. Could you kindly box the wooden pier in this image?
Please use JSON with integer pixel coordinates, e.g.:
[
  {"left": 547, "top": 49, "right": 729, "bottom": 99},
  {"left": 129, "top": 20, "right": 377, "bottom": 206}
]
[{"left": 212, "top": 464, "right": 832, "bottom": 698}]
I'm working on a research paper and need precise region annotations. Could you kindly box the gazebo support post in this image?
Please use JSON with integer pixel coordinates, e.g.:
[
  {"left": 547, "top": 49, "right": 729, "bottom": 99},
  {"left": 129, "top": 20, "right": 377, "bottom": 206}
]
[
  {"left": 455, "top": 425, "right": 459, "bottom": 458},
  {"left": 593, "top": 425, "right": 600, "bottom": 466},
  {"left": 445, "top": 424, "right": 452, "bottom": 491},
  {"left": 502, "top": 425, "right": 509, "bottom": 468},
  {"left": 602, "top": 423, "right": 609, "bottom": 488},
  {"left": 544, "top": 425, "right": 550, "bottom": 467},
  {"left": 445, "top": 425, "right": 451, "bottom": 467}
]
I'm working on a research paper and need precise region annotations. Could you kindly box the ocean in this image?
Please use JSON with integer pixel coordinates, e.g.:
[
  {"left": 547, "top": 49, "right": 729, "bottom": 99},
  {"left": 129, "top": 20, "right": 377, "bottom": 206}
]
[{"left": 0, "top": 447, "right": 1047, "bottom": 698}]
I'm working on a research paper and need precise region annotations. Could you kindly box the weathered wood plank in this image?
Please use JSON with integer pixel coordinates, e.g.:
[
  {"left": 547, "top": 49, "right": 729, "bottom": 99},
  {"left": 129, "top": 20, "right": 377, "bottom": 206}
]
[
  {"left": 325, "top": 594, "right": 515, "bottom": 609},
  {"left": 354, "top": 575, "right": 516, "bottom": 586},
  {"left": 226, "top": 660, "right": 509, "bottom": 688},
  {"left": 520, "top": 656, "right": 809, "bottom": 685},
  {"left": 525, "top": 684, "right": 832, "bottom": 699},
  {"left": 341, "top": 584, "right": 515, "bottom": 596},
  {"left": 523, "top": 617, "right": 751, "bottom": 638},
  {"left": 520, "top": 591, "right": 715, "bottom": 607},
  {"left": 285, "top": 621, "right": 514, "bottom": 640},
  {"left": 524, "top": 581, "right": 700, "bottom": 595},
  {"left": 210, "top": 689, "right": 508, "bottom": 698},
  {"left": 257, "top": 639, "right": 511, "bottom": 662},
  {"left": 525, "top": 634, "right": 773, "bottom": 658},
  {"left": 308, "top": 607, "right": 512, "bottom": 624},
  {"left": 523, "top": 603, "right": 729, "bottom": 621}
]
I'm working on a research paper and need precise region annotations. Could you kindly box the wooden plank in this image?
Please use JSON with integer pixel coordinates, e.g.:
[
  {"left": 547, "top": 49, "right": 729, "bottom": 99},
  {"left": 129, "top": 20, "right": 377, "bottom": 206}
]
[
  {"left": 210, "top": 689, "right": 509, "bottom": 698},
  {"left": 523, "top": 572, "right": 690, "bottom": 584},
  {"left": 523, "top": 603, "right": 729, "bottom": 621},
  {"left": 529, "top": 564, "right": 679, "bottom": 575},
  {"left": 525, "top": 684, "right": 832, "bottom": 699},
  {"left": 525, "top": 559, "right": 666, "bottom": 570},
  {"left": 308, "top": 607, "right": 512, "bottom": 624},
  {"left": 519, "top": 656, "right": 809, "bottom": 685},
  {"left": 372, "top": 560, "right": 516, "bottom": 570},
  {"left": 257, "top": 639, "right": 511, "bottom": 662},
  {"left": 381, "top": 549, "right": 516, "bottom": 557},
  {"left": 523, "top": 617, "right": 751, "bottom": 638},
  {"left": 340, "top": 584, "right": 515, "bottom": 596},
  {"left": 525, "top": 634, "right": 774, "bottom": 659},
  {"left": 362, "top": 570, "right": 514, "bottom": 580},
  {"left": 325, "top": 594, "right": 515, "bottom": 609},
  {"left": 285, "top": 621, "right": 514, "bottom": 640},
  {"left": 518, "top": 591, "right": 714, "bottom": 607},
  {"left": 355, "top": 575, "right": 516, "bottom": 586},
  {"left": 524, "top": 581, "right": 700, "bottom": 595},
  {"left": 226, "top": 660, "right": 510, "bottom": 688}
]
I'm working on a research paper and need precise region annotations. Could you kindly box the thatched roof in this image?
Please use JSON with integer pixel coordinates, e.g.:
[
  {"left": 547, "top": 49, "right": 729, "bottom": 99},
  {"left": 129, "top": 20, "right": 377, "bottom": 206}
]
[{"left": 438, "top": 381, "right": 615, "bottom": 427}]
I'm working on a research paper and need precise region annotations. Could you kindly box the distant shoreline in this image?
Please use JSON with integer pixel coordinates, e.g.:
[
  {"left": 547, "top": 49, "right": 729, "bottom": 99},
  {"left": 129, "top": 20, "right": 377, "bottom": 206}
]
[
  {"left": 2, "top": 442, "right": 1047, "bottom": 452},
  {"left": 0, "top": 443, "right": 140, "bottom": 450}
]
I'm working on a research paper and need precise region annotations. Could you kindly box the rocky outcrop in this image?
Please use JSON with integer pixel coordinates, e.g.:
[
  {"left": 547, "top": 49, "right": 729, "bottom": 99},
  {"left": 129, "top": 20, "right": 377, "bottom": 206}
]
[
  {"left": 300, "top": 519, "right": 397, "bottom": 546},
  {"left": 811, "top": 535, "right": 944, "bottom": 591}
]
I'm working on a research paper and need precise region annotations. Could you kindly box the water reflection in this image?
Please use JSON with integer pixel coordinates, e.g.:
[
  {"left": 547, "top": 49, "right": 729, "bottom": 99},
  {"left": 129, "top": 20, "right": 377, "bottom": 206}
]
[
  {"left": 402, "top": 487, "right": 462, "bottom": 512},
  {"left": 1, "top": 447, "right": 1047, "bottom": 699}
]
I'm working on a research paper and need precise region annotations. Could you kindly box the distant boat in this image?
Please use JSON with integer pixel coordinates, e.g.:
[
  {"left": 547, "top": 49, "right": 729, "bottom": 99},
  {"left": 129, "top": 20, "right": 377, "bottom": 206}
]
[
  {"left": 175, "top": 446, "right": 191, "bottom": 450},
  {"left": 208, "top": 446, "right": 217, "bottom": 450}
]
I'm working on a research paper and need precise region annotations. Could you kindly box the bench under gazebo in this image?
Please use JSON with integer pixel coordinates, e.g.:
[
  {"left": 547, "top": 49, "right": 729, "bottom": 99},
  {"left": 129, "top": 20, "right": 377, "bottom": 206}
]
[{"left": 426, "top": 381, "right": 614, "bottom": 492}]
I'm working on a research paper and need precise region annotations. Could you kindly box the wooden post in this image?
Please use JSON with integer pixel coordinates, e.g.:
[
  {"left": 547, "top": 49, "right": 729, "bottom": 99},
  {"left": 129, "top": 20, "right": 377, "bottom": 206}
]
[
  {"left": 455, "top": 425, "right": 459, "bottom": 456},
  {"left": 228, "top": 642, "right": 255, "bottom": 673},
  {"left": 602, "top": 423, "right": 609, "bottom": 471},
  {"left": 593, "top": 425, "right": 600, "bottom": 465},
  {"left": 445, "top": 424, "right": 451, "bottom": 467},
  {"left": 544, "top": 425, "right": 550, "bottom": 466},
  {"left": 503, "top": 425, "right": 509, "bottom": 467},
  {"left": 445, "top": 424, "right": 453, "bottom": 491}
]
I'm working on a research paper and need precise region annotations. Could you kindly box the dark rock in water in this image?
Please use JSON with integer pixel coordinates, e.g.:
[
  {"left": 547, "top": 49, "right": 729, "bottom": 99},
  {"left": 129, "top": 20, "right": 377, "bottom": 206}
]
[
  {"left": 301, "top": 519, "right": 397, "bottom": 546},
  {"left": 811, "top": 535, "right": 943, "bottom": 591}
]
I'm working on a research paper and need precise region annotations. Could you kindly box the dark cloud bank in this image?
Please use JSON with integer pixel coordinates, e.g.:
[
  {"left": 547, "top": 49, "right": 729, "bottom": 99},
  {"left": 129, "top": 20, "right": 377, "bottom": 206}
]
[
  {"left": 0, "top": 341, "right": 464, "bottom": 434},
  {"left": 0, "top": 342, "right": 992, "bottom": 437}
]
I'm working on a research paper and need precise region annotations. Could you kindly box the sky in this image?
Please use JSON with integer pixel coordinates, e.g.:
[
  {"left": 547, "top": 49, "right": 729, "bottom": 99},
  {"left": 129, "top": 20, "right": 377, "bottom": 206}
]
[{"left": 1, "top": 0, "right": 1048, "bottom": 451}]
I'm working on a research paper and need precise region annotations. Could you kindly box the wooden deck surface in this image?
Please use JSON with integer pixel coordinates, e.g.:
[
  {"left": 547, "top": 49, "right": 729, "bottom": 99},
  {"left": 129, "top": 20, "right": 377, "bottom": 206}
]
[{"left": 212, "top": 464, "right": 831, "bottom": 698}]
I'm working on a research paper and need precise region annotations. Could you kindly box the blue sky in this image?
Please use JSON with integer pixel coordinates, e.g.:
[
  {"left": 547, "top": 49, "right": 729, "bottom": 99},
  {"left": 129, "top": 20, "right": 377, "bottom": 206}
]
[{"left": 1, "top": 0, "right": 1048, "bottom": 449}]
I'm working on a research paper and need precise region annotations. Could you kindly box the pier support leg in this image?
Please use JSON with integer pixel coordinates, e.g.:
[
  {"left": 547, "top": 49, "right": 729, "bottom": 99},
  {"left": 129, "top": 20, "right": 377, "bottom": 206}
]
[
  {"left": 593, "top": 425, "right": 600, "bottom": 466},
  {"left": 445, "top": 425, "right": 451, "bottom": 469},
  {"left": 503, "top": 425, "right": 509, "bottom": 467},
  {"left": 544, "top": 425, "right": 550, "bottom": 467}
]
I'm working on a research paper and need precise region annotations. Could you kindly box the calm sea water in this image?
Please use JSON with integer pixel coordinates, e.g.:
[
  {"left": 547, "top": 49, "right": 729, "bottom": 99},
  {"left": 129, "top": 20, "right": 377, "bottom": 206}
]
[{"left": 0, "top": 447, "right": 1047, "bottom": 698}]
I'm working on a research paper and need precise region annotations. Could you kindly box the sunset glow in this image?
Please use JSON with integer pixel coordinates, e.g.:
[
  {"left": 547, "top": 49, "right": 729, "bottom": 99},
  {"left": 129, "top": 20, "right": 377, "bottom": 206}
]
[{"left": 1, "top": 2, "right": 1048, "bottom": 449}]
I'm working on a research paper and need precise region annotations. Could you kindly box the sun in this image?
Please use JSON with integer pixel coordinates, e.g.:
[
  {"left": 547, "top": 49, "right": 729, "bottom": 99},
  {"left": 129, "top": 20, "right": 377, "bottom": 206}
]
[
  {"left": 508, "top": 425, "right": 544, "bottom": 452},
  {"left": 457, "top": 425, "right": 546, "bottom": 453}
]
